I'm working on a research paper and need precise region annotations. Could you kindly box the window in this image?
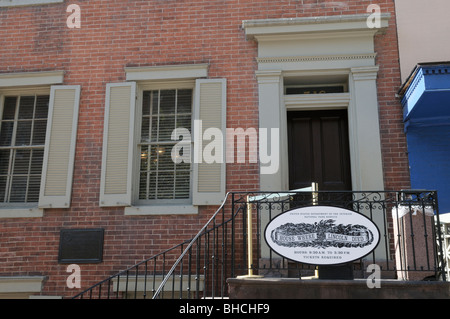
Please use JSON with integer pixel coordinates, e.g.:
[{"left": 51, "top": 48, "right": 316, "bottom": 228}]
[
  {"left": 0, "top": 70, "right": 79, "bottom": 217},
  {"left": 0, "top": 94, "right": 49, "bottom": 204},
  {"left": 138, "top": 89, "right": 193, "bottom": 203},
  {"left": 100, "top": 65, "right": 226, "bottom": 213}
]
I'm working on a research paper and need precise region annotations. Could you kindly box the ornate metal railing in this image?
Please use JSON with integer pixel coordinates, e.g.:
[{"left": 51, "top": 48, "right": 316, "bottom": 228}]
[{"left": 73, "top": 190, "right": 446, "bottom": 299}]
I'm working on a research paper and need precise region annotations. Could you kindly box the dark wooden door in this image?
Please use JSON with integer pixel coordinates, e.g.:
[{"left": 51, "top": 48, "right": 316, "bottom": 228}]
[{"left": 288, "top": 110, "right": 352, "bottom": 191}]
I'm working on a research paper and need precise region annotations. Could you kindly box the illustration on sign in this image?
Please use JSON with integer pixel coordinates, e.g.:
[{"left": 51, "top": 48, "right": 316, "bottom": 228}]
[
  {"left": 270, "top": 220, "right": 375, "bottom": 248},
  {"left": 265, "top": 206, "right": 380, "bottom": 265}
]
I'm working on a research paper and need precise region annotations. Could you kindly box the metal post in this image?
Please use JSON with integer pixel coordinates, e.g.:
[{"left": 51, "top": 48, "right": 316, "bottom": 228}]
[
  {"left": 312, "top": 182, "right": 318, "bottom": 206},
  {"left": 237, "top": 195, "right": 263, "bottom": 278},
  {"left": 312, "top": 182, "right": 319, "bottom": 277}
]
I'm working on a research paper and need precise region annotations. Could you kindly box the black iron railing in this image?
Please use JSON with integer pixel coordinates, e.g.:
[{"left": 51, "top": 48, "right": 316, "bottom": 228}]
[{"left": 73, "top": 190, "right": 447, "bottom": 299}]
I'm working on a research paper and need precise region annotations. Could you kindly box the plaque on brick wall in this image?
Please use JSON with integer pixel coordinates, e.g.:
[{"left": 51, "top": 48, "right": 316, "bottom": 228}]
[{"left": 58, "top": 228, "right": 104, "bottom": 263}]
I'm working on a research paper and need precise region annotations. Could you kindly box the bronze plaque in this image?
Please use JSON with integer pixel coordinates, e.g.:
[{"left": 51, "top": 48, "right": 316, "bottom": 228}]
[{"left": 58, "top": 228, "right": 104, "bottom": 263}]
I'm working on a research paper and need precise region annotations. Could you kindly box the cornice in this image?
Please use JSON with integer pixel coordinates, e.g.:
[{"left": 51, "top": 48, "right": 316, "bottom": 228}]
[
  {"left": 351, "top": 66, "right": 380, "bottom": 81},
  {"left": 243, "top": 13, "right": 391, "bottom": 41},
  {"left": 400, "top": 63, "right": 450, "bottom": 106},
  {"left": 125, "top": 63, "right": 209, "bottom": 81},
  {"left": 0, "top": 70, "right": 64, "bottom": 87},
  {"left": 243, "top": 14, "right": 390, "bottom": 29}
]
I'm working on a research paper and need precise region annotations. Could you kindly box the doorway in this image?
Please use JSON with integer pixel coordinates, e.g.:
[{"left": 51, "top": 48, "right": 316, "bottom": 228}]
[
  {"left": 287, "top": 109, "right": 352, "bottom": 192},
  {"left": 287, "top": 109, "right": 353, "bottom": 277}
]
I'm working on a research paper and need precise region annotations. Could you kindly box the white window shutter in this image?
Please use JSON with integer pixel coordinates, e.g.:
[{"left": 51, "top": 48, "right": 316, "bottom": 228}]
[
  {"left": 192, "top": 79, "right": 226, "bottom": 206},
  {"left": 99, "top": 82, "right": 136, "bottom": 207},
  {"left": 39, "top": 85, "right": 80, "bottom": 208}
]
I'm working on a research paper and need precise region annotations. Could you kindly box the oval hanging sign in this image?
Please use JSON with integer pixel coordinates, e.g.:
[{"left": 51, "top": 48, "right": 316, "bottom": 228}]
[{"left": 264, "top": 206, "right": 380, "bottom": 266}]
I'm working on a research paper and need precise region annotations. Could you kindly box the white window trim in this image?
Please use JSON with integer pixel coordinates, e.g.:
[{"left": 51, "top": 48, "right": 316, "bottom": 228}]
[
  {"left": 99, "top": 82, "right": 136, "bottom": 207},
  {"left": 0, "top": 276, "right": 45, "bottom": 299},
  {"left": 125, "top": 205, "right": 198, "bottom": 216},
  {"left": 132, "top": 81, "right": 195, "bottom": 207},
  {"left": 0, "top": 206, "right": 43, "bottom": 218},
  {"left": 125, "top": 64, "right": 208, "bottom": 82},
  {"left": 0, "top": 88, "right": 50, "bottom": 218},
  {"left": 0, "top": 71, "right": 64, "bottom": 87},
  {"left": 124, "top": 65, "right": 208, "bottom": 216},
  {"left": 38, "top": 85, "right": 81, "bottom": 209},
  {"left": 0, "top": 0, "right": 63, "bottom": 7},
  {"left": 0, "top": 71, "right": 64, "bottom": 218}
]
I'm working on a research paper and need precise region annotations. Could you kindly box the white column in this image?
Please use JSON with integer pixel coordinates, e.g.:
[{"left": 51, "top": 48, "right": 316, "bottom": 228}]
[
  {"left": 349, "top": 66, "right": 385, "bottom": 191},
  {"left": 350, "top": 66, "right": 387, "bottom": 261},
  {"left": 255, "top": 70, "right": 287, "bottom": 192}
]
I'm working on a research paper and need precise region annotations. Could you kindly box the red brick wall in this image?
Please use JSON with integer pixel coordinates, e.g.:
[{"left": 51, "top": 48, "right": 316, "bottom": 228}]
[
  {"left": 0, "top": 0, "right": 409, "bottom": 297},
  {"left": 374, "top": 2, "right": 411, "bottom": 191}
]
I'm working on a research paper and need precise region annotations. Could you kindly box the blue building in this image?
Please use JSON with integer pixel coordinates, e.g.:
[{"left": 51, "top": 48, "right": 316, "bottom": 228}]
[{"left": 400, "top": 63, "right": 450, "bottom": 214}]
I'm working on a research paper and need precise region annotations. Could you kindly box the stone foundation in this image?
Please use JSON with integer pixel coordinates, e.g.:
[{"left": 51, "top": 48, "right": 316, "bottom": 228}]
[{"left": 227, "top": 278, "right": 450, "bottom": 299}]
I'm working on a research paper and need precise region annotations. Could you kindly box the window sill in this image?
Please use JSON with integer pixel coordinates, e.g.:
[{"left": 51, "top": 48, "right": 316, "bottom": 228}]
[
  {"left": 0, "top": 276, "right": 45, "bottom": 294},
  {"left": 0, "top": 0, "right": 63, "bottom": 7},
  {"left": 124, "top": 205, "right": 198, "bottom": 216},
  {"left": 0, "top": 206, "right": 43, "bottom": 218}
]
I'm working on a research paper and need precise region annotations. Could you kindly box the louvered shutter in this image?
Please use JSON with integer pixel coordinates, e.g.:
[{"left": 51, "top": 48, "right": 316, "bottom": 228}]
[
  {"left": 192, "top": 79, "right": 226, "bottom": 206},
  {"left": 99, "top": 82, "right": 136, "bottom": 207},
  {"left": 39, "top": 85, "right": 80, "bottom": 208}
]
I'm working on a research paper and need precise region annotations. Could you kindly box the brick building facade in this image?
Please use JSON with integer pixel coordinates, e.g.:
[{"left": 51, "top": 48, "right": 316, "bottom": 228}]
[{"left": 0, "top": 0, "right": 409, "bottom": 298}]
